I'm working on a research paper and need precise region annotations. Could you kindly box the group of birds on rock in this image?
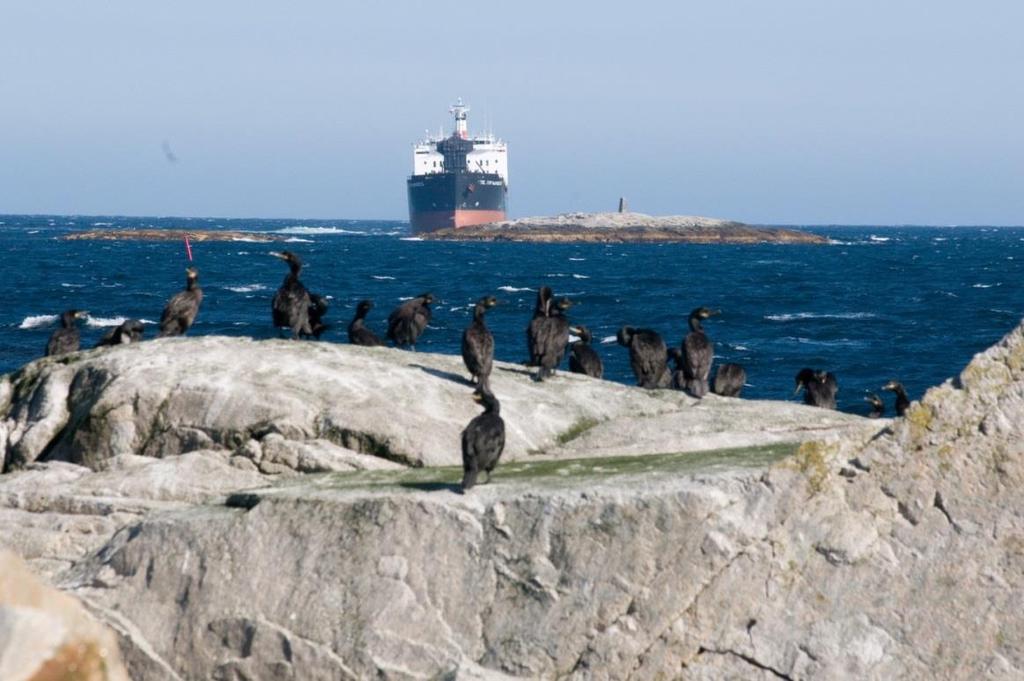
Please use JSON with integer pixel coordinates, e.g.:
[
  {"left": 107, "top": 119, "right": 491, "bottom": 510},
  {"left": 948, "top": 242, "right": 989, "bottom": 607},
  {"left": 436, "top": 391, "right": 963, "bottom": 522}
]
[
  {"left": 616, "top": 306, "right": 746, "bottom": 398},
  {"left": 41, "top": 250, "right": 915, "bottom": 492}
]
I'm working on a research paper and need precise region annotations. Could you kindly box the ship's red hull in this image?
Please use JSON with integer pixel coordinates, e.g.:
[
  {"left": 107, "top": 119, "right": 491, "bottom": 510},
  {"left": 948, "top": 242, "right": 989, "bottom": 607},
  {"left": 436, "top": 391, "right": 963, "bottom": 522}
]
[{"left": 410, "top": 209, "right": 506, "bottom": 233}]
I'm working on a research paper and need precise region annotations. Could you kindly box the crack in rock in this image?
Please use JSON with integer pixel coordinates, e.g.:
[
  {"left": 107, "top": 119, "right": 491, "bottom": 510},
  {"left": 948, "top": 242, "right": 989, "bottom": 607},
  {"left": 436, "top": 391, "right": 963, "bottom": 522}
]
[{"left": 697, "top": 646, "right": 794, "bottom": 680}]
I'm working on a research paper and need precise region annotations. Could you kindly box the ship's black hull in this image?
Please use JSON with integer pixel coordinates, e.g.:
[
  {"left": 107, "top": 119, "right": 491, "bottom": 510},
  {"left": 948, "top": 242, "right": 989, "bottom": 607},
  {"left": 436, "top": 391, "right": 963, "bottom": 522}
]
[{"left": 407, "top": 171, "right": 507, "bottom": 233}]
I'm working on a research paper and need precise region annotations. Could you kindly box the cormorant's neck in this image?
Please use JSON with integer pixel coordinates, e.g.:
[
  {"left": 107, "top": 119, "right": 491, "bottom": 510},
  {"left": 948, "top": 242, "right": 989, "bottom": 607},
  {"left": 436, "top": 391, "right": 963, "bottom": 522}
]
[
  {"left": 473, "top": 304, "right": 486, "bottom": 323},
  {"left": 186, "top": 278, "right": 198, "bottom": 291},
  {"left": 688, "top": 316, "right": 703, "bottom": 332},
  {"left": 486, "top": 400, "right": 500, "bottom": 416},
  {"left": 289, "top": 262, "right": 302, "bottom": 276},
  {"left": 61, "top": 313, "right": 75, "bottom": 327}
]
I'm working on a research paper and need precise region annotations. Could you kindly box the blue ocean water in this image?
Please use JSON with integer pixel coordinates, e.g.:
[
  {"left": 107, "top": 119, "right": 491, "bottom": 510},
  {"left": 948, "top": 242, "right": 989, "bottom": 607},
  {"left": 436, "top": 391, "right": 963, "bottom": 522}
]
[{"left": 2, "top": 214, "right": 1022, "bottom": 415}]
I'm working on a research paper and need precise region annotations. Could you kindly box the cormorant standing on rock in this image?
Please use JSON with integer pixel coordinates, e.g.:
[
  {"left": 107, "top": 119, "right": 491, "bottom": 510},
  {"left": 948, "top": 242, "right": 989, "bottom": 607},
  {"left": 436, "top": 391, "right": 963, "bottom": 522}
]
[
  {"left": 158, "top": 267, "right": 202, "bottom": 337},
  {"left": 667, "top": 347, "right": 686, "bottom": 390},
  {"left": 713, "top": 363, "right": 746, "bottom": 398},
  {"left": 348, "top": 300, "right": 385, "bottom": 346},
  {"left": 462, "top": 295, "right": 497, "bottom": 387},
  {"left": 882, "top": 380, "right": 910, "bottom": 416},
  {"left": 461, "top": 387, "right": 506, "bottom": 492},
  {"left": 534, "top": 297, "right": 572, "bottom": 381},
  {"left": 682, "top": 307, "right": 720, "bottom": 398},
  {"left": 387, "top": 293, "right": 434, "bottom": 350},
  {"left": 96, "top": 319, "right": 144, "bottom": 347},
  {"left": 308, "top": 293, "right": 329, "bottom": 339},
  {"left": 568, "top": 325, "right": 603, "bottom": 378},
  {"left": 618, "top": 326, "right": 671, "bottom": 388},
  {"left": 794, "top": 368, "right": 838, "bottom": 409},
  {"left": 865, "top": 393, "right": 885, "bottom": 418},
  {"left": 526, "top": 286, "right": 553, "bottom": 366},
  {"left": 46, "top": 309, "right": 87, "bottom": 356},
  {"left": 270, "top": 252, "right": 313, "bottom": 339}
]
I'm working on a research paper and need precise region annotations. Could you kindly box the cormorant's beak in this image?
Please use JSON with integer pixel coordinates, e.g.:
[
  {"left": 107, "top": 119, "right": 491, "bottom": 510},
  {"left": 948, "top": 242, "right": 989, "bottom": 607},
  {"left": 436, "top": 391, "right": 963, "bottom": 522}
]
[
  {"left": 709, "top": 309, "right": 722, "bottom": 317},
  {"left": 76, "top": 311, "right": 89, "bottom": 319},
  {"left": 268, "top": 251, "right": 286, "bottom": 260},
  {"left": 793, "top": 382, "right": 805, "bottom": 396},
  {"left": 569, "top": 326, "right": 583, "bottom": 335},
  {"left": 472, "top": 391, "right": 483, "bottom": 404}
]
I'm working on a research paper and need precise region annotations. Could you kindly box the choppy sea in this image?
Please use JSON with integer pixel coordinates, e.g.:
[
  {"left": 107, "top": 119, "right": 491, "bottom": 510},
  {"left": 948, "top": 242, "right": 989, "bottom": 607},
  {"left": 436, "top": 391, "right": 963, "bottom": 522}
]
[{"left": 2, "top": 214, "right": 1022, "bottom": 415}]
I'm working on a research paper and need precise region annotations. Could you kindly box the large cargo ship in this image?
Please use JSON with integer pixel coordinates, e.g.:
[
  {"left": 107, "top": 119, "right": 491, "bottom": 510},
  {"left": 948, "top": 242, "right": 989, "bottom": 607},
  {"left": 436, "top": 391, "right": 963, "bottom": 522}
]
[{"left": 407, "top": 99, "right": 508, "bottom": 233}]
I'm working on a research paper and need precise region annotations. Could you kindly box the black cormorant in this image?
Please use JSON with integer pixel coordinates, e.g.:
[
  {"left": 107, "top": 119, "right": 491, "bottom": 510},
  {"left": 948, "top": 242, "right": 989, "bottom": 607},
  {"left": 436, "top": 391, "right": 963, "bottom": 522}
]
[
  {"left": 794, "top": 368, "right": 838, "bottom": 409},
  {"left": 158, "top": 267, "right": 203, "bottom": 337},
  {"left": 713, "top": 363, "right": 746, "bottom": 397},
  {"left": 461, "top": 386, "right": 506, "bottom": 492},
  {"left": 533, "top": 296, "right": 572, "bottom": 381},
  {"left": 270, "top": 251, "right": 313, "bottom": 339},
  {"left": 667, "top": 346, "right": 686, "bottom": 390},
  {"left": 46, "top": 309, "right": 87, "bottom": 357},
  {"left": 865, "top": 392, "right": 885, "bottom": 418},
  {"left": 96, "top": 319, "right": 145, "bottom": 347},
  {"left": 568, "top": 325, "right": 603, "bottom": 378},
  {"left": 348, "top": 300, "right": 385, "bottom": 346},
  {"left": 308, "top": 293, "right": 329, "bottom": 339},
  {"left": 462, "top": 295, "right": 497, "bottom": 387},
  {"left": 525, "top": 286, "right": 553, "bottom": 366},
  {"left": 618, "top": 326, "right": 671, "bottom": 388},
  {"left": 682, "top": 307, "right": 720, "bottom": 398},
  {"left": 387, "top": 292, "right": 434, "bottom": 349},
  {"left": 882, "top": 380, "right": 910, "bottom": 417}
]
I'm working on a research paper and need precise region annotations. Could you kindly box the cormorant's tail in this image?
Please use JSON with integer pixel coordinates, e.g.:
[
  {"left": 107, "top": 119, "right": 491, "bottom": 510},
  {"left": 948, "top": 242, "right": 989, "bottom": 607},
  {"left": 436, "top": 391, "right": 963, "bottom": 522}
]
[{"left": 461, "top": 469, "right": 479, "bottom": 492}]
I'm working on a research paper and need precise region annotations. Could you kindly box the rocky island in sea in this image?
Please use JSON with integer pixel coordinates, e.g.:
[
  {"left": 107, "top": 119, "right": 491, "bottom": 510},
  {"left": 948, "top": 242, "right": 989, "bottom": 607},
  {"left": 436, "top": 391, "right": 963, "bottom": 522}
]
[
  {"left": 61, "top": 228, "right": 283, "bottom": 242},
  {"left": 421, "top": 211, "right": 828, "bottom": 244},
  {"left": 2, "top": 320, "right": 1024, "bottom": 678}
]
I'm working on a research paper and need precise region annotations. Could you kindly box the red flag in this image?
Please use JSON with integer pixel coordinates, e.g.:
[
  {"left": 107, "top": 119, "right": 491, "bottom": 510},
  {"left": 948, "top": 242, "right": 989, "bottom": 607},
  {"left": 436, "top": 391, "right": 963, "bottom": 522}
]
[{"left": 184, "top": 235, "right": 193, "bottom": 261}]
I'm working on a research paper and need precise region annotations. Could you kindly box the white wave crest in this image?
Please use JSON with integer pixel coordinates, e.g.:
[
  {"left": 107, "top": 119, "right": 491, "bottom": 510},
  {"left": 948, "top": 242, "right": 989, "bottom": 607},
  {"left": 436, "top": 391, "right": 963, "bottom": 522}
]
[
  {"left": 275, "top": 226, "right": 367, "bottom": 236},
  {"left": 85, "top": 316, "right": 153, "bottom": 328},
  {"left": 19, "top": 314, "right": 58, "bottom": 329},
  {"left": 972, "top": 283, "right": 1000, "bottom": 288},
  {"left": 498, "top": 285, "right": 533, "bottom": 292},
  {"left": 568, "top": 257, "right": 586, "bottom": 261},
  {"left": 572, "top": 274, "right": 590, "bottom": 279},
  {"left": 765, "top": 312, "right": 877, "bottom": 322},
  {"left": 226, "top": 284, "right": 268, "bottom": 293},
  {"left": 868, "top": 235, "right": 890, "bottom": 242},
  {"left": 600, "top": 335, "right": 618, "bottom": 344},
  {"left": 400, "top": 237, "right": 423, "bottom": 242},
  {"left": 284, "top": 237, "right": 314, "bottom": 243},
  {"left": 61, "top": 283, "right": 85, "bottom": 288},
  {"left": 372, "top": 275, "right": 396, "bottom": 280},
  {"left": 230, "top": 237, "right": 263, "bottom": 243}
]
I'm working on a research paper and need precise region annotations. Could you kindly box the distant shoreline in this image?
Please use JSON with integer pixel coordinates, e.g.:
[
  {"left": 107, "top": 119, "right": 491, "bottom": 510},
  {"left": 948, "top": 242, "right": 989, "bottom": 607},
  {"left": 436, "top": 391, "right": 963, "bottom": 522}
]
[
  {"left": 60, "top": 229, "right": 283, "bottom": 242},
  {"left": 419, "top": 212, "right": 829, "bottom": 244}
]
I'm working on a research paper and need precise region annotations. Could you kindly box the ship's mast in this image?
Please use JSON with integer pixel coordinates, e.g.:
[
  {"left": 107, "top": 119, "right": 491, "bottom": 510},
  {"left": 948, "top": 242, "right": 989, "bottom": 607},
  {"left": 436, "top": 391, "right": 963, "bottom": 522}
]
[{"left": 450, "top": 98, "right": 469, "bottom": 139}]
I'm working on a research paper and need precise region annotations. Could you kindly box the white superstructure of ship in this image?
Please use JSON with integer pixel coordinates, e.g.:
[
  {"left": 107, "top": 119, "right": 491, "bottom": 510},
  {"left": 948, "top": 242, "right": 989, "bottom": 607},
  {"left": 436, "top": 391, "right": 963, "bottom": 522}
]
[{"left": 411, "top": 99, "right": 509, "bottom": 184}]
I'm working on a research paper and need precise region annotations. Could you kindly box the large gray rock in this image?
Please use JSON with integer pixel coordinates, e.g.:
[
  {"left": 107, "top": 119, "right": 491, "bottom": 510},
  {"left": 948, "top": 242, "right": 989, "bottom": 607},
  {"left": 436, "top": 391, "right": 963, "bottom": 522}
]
[
  {"left": 2, "top": 323, "right": 1023, "bottom": 679},
  {"left": 0, "top": 336, "right": 875, "bottom": 471}
]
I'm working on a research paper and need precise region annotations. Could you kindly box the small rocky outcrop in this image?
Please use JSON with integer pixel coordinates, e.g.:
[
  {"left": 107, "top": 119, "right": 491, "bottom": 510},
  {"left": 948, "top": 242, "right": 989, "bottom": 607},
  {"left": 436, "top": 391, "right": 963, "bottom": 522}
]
[
  {"left": 422, "top": 212, "right": 827, "bottom": 244},
  {"left": 61, "top": 229, "right": 282, "bottom": 242}
]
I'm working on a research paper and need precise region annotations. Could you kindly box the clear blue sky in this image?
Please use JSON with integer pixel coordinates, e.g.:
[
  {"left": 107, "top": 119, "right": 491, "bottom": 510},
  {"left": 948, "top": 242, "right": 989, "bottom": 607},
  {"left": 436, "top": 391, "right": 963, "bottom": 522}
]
[{"left": 1, "top": 1, "right": 1021, "bottom": 224}]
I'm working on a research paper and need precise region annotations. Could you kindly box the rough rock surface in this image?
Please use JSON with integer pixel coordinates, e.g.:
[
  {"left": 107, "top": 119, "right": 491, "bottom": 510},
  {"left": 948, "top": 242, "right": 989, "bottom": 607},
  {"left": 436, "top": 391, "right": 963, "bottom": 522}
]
[
  {"left": 422, "top": 212, "right": 827, "bottom": 244},
  {"left": 0, "top": 549, "right": 130, "bottom": 681},
  {"left": 0, "top": 336, "right": 873, "bottom": 472},
  {"left": 1, "top": 322, "right": 1023, "bottom": 679}
]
